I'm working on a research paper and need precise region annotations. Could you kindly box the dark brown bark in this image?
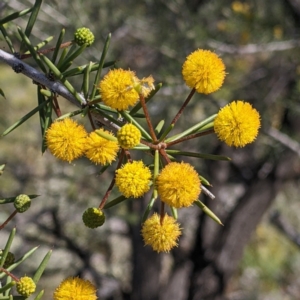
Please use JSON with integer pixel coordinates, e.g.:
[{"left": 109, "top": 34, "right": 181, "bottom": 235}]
[{"left": 189, "top": 178, "right": 277, "bottom": 300}]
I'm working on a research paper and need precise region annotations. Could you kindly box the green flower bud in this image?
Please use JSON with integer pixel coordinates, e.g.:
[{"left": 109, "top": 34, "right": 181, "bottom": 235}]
[
  {"left": 74, "top": 27, "right": 95, "bottom": 46},
  {"left": 82, "top": 207, "right": 105, "bottom": 229},
  {"left": 0, "top": 250, "right": 15, "bottom": 268},
  {"left": 16, "top": 276, "right": 36, "bottom": 297},
  {"left": 14, "top": 194, "right": 31, "bottom": 213}
]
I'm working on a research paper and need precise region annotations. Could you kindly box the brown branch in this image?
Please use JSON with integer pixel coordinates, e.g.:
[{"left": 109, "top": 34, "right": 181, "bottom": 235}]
[
  {"left": 139, "top": 94, "right": 157, "bottom": 142},
  {"left": 170, "top": 88, "right": 196, "bottom": 126},
  {"left": 166, "top": 129, "right": 214, "bottom": 147},
  {"left": 0, "top": 210, "right": 17, "bottom": 230},
  {"left": 99, "top": 150, "right": 125, "bottom": 209}
]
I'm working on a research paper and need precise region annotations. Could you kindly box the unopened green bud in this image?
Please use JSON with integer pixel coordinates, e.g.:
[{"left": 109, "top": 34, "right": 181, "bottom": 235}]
[
  {"left": 14, "top": 194, "right": 31, "bottom": 213},
  {"left": 82, "top": 207, "right": 105, "bottom": 229},
  {"left": 74, "top": 27, "right": 95, "bottom": 46},
  {"left": 0, "top": 250, "right": 15, "bottom": 268}
]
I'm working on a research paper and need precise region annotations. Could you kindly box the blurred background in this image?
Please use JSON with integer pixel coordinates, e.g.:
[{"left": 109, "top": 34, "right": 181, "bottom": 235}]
[{"left": 1, "top": 0, "right": 300, "bottom": 299}]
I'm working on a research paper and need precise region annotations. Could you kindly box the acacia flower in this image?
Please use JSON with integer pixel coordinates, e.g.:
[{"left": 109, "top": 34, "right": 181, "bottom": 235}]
[
  {"left": 133, "top": 75, "right": 155, "bottom": 97},
  {"left": 85, "top": 129, "right": 119, "bottom": 165},
  {"left": 141, "top": 213, "right": 181, "bottom": 252},
  {"left": 16, "top": 276, "right": 36, "bottom": 297},
  {"left": 45, "top": 118, "right": 87, "bottom": 163},
  {"left": 156, "top": 162, "right": 201, "bottom": 208},
  {"left": 99, "top": 69, "right": 139, "bottom": 110},
  {"left": 182, "top": 49, "right": 226, "bottom": 94},
  {"left": 214, "top": 100, "right": 261, "bottom": 147},
  {"left": 115, "top": 161, "right": 152, "bottom": 198},
  {"left": 117, "top": 123, "right": 141, "bottom": 149},
  {"left": 53, "top": 277, "right": 97, "bottom": 300}
]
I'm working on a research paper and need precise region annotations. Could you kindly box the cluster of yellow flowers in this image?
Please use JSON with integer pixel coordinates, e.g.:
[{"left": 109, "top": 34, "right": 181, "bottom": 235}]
[{"left": 45, "top": 48, "right": 261, "bottom": 256}]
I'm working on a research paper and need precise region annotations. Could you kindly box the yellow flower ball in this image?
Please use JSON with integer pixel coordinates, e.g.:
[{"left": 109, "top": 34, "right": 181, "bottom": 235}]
[
  {"left": 141, "top": 213, "right": 181, "bottom": 253},
  {"left": 16, "top": 276, "right": 36, "bottom": 297},
  {"left": 45, "top": 118, "right": 87, "bottom": 163},
  {"left": 115, "top": 161, "right": 152, "bottom": 198},
  {"left": 85, "top": 129, "right": 119, "bottom": 165},
  {"left": 99, "top": 69, "right": 139, "bottom": 110},
  {"left": 53, "top": 277, "right": 97, "bottom": 300},
  {"left": 117, "top": 123, "right": 141, "bottom": 149},
  {"left": 182, "top": 49, "right": 226, "bottom": 94},
  {"left": 214, "top": 100, "right": 261, "bottom": 147},
  {"left": 156, "top": 162, "right": 201, "bottom": 208}
]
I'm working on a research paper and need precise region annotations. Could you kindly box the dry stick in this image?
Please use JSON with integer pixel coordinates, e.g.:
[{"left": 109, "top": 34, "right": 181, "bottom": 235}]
[
  {"left": 0, "top": 49, "right": 86, "bottom": 106},
  {"left": 124, "top": 149, "right": 132, "bottom": 162},
  {"left": 170, "top": 88, "right": 196, "bottom": 126},
  {"left": 201, "top": 185, "right": 215, "bottom": 200},
  {"left": 0, "top": 267, "right": 19, "bottom": 281},
  {"left": 160, "top": 201, "right": 165, "bottom": 224},
  {"left": 166, "top": 129, "right": 214, "bottom": 147},
  {"left": 88, "top": 110, "right": 96, "bottom": 130},
  {"left": 159, "top": 148, "right": 171, "bottom": 165},
  {"left": 0, "top": 210, "right": 17, "bottom": 230},
  {"left": 52, "top": 94, "right": 61, "bottom": 117},
  {"left": 20, "top": 41, "right": 73, "bottom": 59},
  {"left": 0, "top": 49, "right": 121, "bottom": 137},
  {"left": 99, "top": 149, "right": 125, "bottom": 209},
  {"left": 139, "top": 94, "right": 158, "bottom": 142}
]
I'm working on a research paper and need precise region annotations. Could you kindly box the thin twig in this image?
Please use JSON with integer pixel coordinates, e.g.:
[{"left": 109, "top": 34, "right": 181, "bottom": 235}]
[
  {"left": 0, "top": 210, "right": 17, "bottom": 230},
  {"left": 139, "top": 94, "right": 157, "bottom": 142},
  {"left": 99, "top": 150, "right": 125, "bottom": 209},
  {"left": 166, "top": 129, "right": 214, "bottom": 147},
  {"left": 266, "top": 127, "right": 300, "bottom": 157},
  {"left": 20, "top": 41, "right": 73, "bottom": 59},
  {"left": 160, "top": 201, "right": 165, "bottom": 224},
  {"left": 208, "top": 39, "right": 300, "bottom": 54},
  {"left": 170, "top": 88, "right": 196, "bottom": 126},
  {"left": 201, "top": 184, "right": 215, "bottom": 200}
]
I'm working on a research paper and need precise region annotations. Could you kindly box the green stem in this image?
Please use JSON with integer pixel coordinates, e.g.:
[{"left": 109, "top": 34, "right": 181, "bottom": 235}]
[{"left": 165, "top": 114, "right": 216, "bottom": 143}]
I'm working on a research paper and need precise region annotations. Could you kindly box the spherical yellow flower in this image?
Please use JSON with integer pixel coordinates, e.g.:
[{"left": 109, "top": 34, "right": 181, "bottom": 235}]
[
  {"left": 117, "top": 123, "right": 141, "bottom": 149},
  {"left": 16, "top": 276, "right": 36, "bottom": 297},
  {"left": 115, "top": 161, "right": 152, "bottom": 198},
  {"left": 46, "top": 118, "right": 87, "bottom": 163},
  {"left": 214, "top": 100, "right": 261, "bottom": 147},
  {"left": 156, "top": 162, "right": 201, "bottom": 208},
  {"left": 99, "top": 69, "right": 139, "bottom": 110},
  {"left": 53, "top": 277, "right": 97, "bottom": 300},
  {"left": 85, "top": 129, "right": 119, "bottom": 165},
  {"left": 141, "top": 213, "right": 181, "bottom": 253},
  {"left": 182, "top": 49, "right": 226, "bottom": 94}
]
